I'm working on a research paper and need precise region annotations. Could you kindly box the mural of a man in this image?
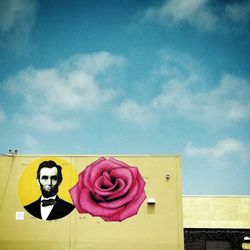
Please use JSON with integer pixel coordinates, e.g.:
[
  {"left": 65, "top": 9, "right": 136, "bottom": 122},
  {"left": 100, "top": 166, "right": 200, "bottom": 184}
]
[{"left": 24, "top": 160, "right": 74, "bottom": 220}]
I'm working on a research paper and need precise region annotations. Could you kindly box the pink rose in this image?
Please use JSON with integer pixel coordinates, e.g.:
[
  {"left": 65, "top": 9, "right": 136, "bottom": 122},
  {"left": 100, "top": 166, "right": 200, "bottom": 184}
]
[{"left": 69, "top": 157, "right": 146, "bottom": 222}]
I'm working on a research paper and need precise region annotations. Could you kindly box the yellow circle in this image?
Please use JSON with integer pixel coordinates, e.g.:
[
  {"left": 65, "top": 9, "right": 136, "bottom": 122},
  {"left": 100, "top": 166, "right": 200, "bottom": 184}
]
[{"left": 18, "top": 157, "right": 78, "bottom": 206}]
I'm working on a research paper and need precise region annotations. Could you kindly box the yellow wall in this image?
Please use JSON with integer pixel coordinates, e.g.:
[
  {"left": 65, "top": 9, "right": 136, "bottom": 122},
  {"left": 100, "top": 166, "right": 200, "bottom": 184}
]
[
  {"left": 183, "top": 196, "right": 250, "bottom": 229},
  {"left": 0, "top": 155, "right": 184, "bottom": 250}
]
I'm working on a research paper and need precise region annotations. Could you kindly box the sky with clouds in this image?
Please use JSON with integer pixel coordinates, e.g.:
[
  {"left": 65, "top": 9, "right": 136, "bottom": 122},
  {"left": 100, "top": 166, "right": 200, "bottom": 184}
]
[{"left": 0, "top": 0, "right": 249, "bottom": 195}]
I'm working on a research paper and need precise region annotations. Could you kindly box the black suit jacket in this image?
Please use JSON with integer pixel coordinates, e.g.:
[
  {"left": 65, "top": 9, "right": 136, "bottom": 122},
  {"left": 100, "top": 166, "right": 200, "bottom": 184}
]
[{"left": 24, "top": 196, "right": 75, "bottom": 220}]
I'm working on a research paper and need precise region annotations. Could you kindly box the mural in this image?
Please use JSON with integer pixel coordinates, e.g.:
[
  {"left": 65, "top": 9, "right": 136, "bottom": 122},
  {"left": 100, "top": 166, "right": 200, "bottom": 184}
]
[
  {"left": 70, "top": 157, "right": 146, "bottom": 222},
  {"left": 19, "top": 157, "right": 146, "bottom": 222},
  {"left": 18, "top": 157, "right": 77, "bottom": 220}
]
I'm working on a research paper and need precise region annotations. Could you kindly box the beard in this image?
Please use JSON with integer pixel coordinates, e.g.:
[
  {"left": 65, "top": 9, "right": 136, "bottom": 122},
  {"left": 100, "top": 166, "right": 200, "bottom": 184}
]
[{"left": 40, "top": 184, "right": 59, "bottom": 198}]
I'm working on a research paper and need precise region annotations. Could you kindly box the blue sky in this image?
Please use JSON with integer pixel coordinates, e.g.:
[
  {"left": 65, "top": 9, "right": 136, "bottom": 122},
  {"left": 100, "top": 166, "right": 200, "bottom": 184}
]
[{"left": 0, "top": 0, "right": 250, "bottom": 195}]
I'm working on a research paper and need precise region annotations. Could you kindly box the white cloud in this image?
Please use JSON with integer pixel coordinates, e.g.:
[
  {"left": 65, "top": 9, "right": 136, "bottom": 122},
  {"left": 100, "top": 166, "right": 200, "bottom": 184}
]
[
  {"left": 142, "top": 0, "right": 250, "bottom": 32},
  {"left": 117, "top": 99, "right": 156, "bottom": 125},
  {"left": 17, "top": 114, "right": 78, "bottom": 132},
  {"left": 5, "top": 51, "right": 126, "bottom": 131},
  {"left": 155, "top": 49, "right": 202, "bottom": 80},
  {"left": 186, "top": 139, "right": 242, "bottom": 158},
  {"left": 185, "top": 138, "right": 250, "bottom": 167},
  {"left": 116, "top": 49, "right": 250, "bottom": 126},
  {"left": 152, "top": 73, "right": 250, "bottom": 123},
  {"left": 0, "top": 0, "right": 37, "bottom": 50},
  {"left": 7, "top": 67, "right": 114, "bottom": 113},
  {"left": 64, "top": 51, "right": 126, "bottom": 75},
  {"left": 143, "top": 0, "right": 217, "bottom": 31},
  {"left": 225, "top": 1, "right": 250, "bottom": 23}
]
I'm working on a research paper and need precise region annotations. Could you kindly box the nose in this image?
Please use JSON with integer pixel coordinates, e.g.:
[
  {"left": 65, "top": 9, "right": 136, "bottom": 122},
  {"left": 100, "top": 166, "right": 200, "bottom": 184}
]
[{"left": 47, "top": 177, "right": 52, "bottom": 185}]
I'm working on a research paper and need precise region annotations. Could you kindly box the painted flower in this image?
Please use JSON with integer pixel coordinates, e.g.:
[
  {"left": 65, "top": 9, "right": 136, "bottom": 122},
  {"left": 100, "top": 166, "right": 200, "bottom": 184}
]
[{"left": 69, "top": 157, "right": 146, "bottom": 222}]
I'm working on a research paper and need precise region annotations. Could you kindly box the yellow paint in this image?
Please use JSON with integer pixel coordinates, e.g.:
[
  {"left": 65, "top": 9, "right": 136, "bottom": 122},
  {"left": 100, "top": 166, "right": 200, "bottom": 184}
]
[
  {"left": 18, "top": 156, "right": 77, "bottom": 205},
  {"left": 0, "top": 155, "right": 184, "bottom": 250},
  {"left": 183, "top": 196, "right": 250, "bottom": 229},
  {"left": 242, "top": 242, "right": 250, "bottom": 250}
]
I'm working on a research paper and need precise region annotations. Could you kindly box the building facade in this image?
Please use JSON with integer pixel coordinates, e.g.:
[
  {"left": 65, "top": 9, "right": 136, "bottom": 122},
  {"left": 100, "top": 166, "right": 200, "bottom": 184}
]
[
  {"left": 0, "top": 155, "right": 184, "bottom": 250},
  {"left": 1, "top": 154, "right": 249, "bottom": 250},
  {"left": 183, "top": 196, "right": 250, "bottom": 250}
]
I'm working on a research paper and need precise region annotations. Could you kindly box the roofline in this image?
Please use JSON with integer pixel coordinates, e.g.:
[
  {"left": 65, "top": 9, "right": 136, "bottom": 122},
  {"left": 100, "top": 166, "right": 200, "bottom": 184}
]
[
  {"left": 0, "top": 153, "right": 181, "bottom": 158},
  {"left": 183, "top": 195, "right": 250, "bottom": 198}
]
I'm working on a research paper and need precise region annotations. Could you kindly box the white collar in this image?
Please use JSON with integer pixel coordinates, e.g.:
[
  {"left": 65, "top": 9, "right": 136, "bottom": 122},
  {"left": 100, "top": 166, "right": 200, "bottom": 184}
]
[{"left": 41, "top": 195, "right": 57, "bottom": 201}]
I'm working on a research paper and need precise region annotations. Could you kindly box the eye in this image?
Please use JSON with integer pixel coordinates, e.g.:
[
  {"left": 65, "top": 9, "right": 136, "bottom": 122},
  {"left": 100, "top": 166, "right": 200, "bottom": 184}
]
[
  {"left": 51, "top": 176, "right": 58, "bottom": 181},
  {"left": 41, "top": 176, "right": 48, "bottom": 180}
]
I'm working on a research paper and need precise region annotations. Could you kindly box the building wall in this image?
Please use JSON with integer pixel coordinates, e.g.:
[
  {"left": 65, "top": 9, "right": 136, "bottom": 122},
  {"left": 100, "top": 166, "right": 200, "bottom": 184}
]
[
  {"left": 184, "top": 229, "right": 250, "bottom": 250},
  {"left": 183, "top": 196, "right": 250, "bottom": 229},
  {"left": 183, "top": 196, "right": 250, "bottom": 250},
  {"left": 0, "top": 155, "right": 184, "bottom": 250}
]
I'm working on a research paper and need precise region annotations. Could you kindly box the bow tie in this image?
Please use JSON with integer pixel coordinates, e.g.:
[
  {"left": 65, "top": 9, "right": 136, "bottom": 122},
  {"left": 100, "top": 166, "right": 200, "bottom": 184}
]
[{"left": 41, "top": 199, "right": 56, "bottom": 207}]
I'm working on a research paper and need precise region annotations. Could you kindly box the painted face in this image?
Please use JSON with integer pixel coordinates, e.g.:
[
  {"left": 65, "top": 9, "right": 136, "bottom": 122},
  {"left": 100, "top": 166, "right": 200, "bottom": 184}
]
[{"left": 38, "top": 167, "right": 59, "bottom": 198}]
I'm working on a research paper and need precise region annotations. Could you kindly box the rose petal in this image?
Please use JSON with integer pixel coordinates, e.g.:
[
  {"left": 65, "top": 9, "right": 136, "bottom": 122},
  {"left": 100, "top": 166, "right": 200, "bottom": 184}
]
[
  {"left": 107, "top": 172, "right": 146, "bottom": 221},
  {"left": 110, "top": 178, "right": 126, "bottom": 194},
  {"left": 95, "top": 175, "right": 115, "bottom": 190},
  {"left": 108, "top": 174, "right": 146, "bottom": 221},
  {"left": 108, "top": 157, "right": 131, "bottom": 168},
  {"left": 99, "top": 181, "right": 139, "bottom": 208},
  {"left": 103, "top": 171, "right": 112, "bottom": 184},
  {"left": 108, "top": 191, "right": 146, "bottom": 222},
  {"left": 134, "top": 171, "right": 146, "bottom": 198},
  {"left": 89, "top": 158, "right": 122, "bottom": 188},
  {"left": 79, "top": 188, "right": 125, "bottom": 219},
  {"left": 93, "top": 177, "right": 126, "bottom": 200},
  {"left": 89, "top": 157, "right": 107, "bottom": 167},
  {"left": 82, "top": 157, "right": 107, "bottom": 191},
  {"left": 93, "top": 175, "right": 118, "bottom": 196},
  {"left": 105, "top": 179, "right": 142, "bottom": 207},
  {"left": 69, "top": 183, "right": 87, "bottom": 213},
  {"left": 93, "top": 193, "right": 105, "bottom": 202},
  {"left": 82, "top": 165, "right": 95, "bottom": 191},
  {"left": 107, "top": 167, "right": 137, "bottom": 200},
  {"left": 70, "top": 157, "right": 147, "bottom": 222},
  {"left": 110, "top": 167, "right": 132, "bottom": 188}
]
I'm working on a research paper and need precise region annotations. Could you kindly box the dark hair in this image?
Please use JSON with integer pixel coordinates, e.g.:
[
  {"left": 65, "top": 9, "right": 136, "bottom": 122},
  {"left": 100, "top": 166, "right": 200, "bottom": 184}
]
[{"left": 37, "top": 160, "right": 63, "bottom": 184}]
